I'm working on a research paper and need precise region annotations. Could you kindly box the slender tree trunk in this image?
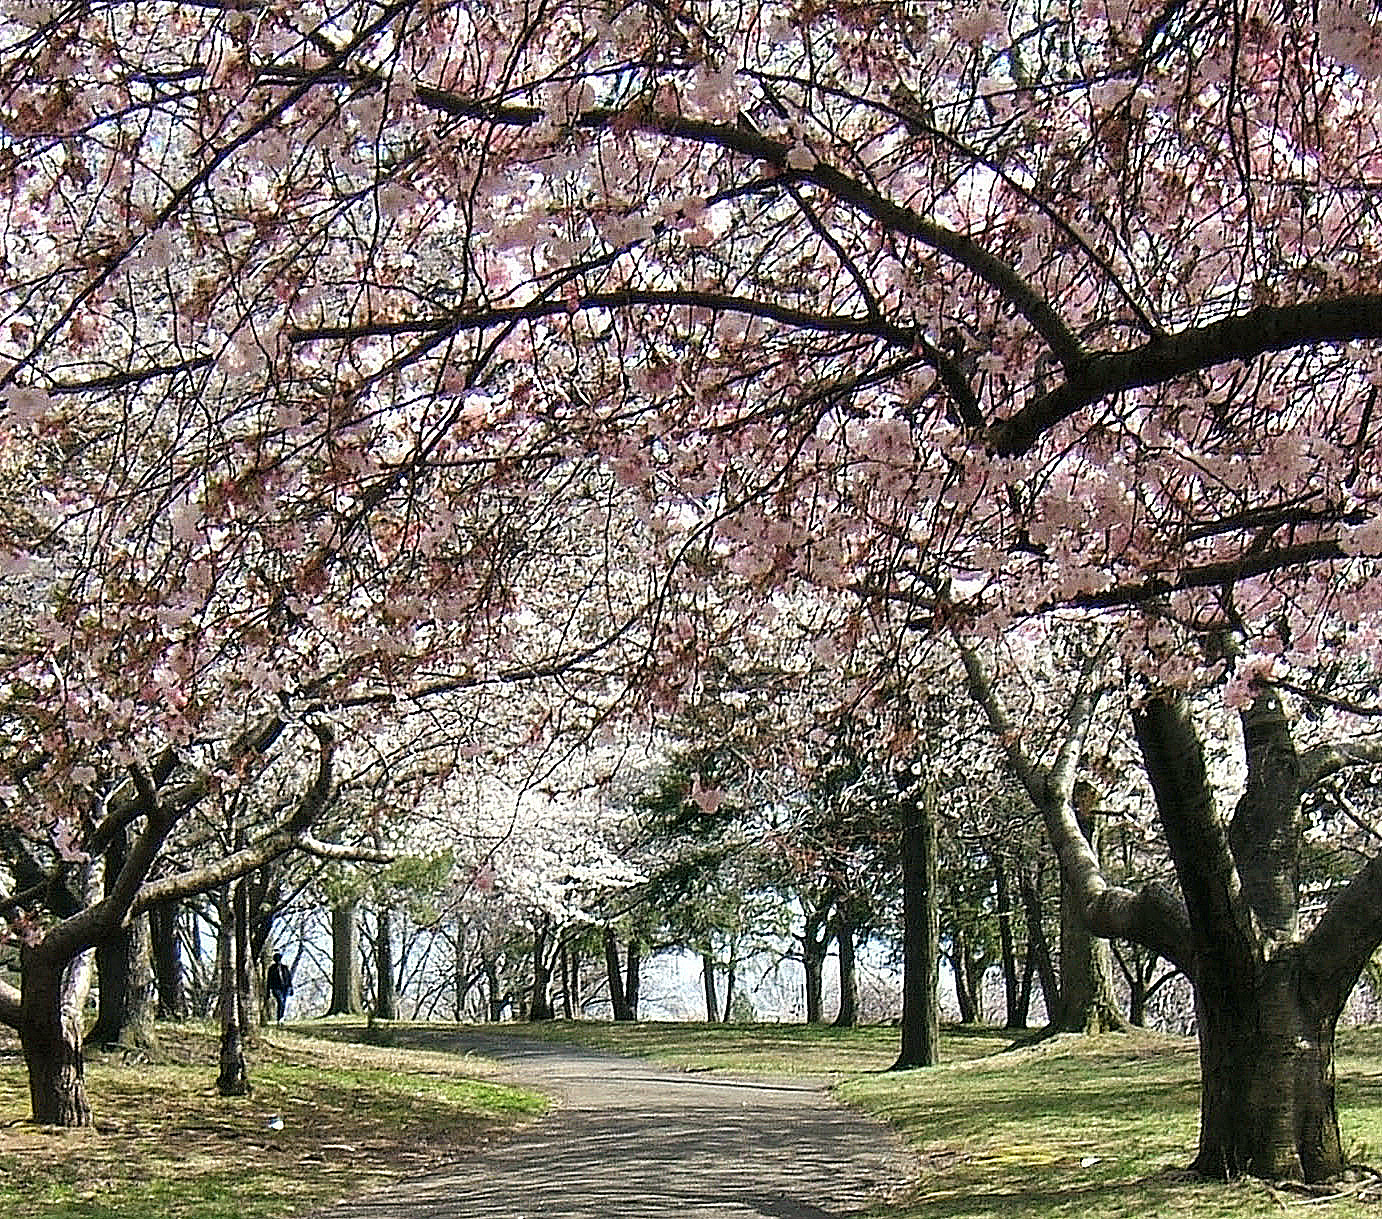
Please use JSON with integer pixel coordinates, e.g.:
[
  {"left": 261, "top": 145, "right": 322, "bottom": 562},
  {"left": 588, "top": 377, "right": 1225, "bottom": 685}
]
[
  {"left": 529, "top": 922, "right": 554, "bottom": 1021},
  {"left": 702, "top": 951, "right": 719, "bottom": 1023},
  {"left": 452, "top": 916, "right": 467, "bottom": 1021},
  {"left": 832, "top": 915, "right": 859, "bottom": 1028},
  {"left": 484, "top": 957, "right": 504, "bottom": 1022},
  {"left": 1013, "top": 941, "right": 1035, "bottom": 1029},
  {"left": 559, "top": 940, "right": 573, "bottom": 1019},
  {"left": 374, "top": 906, "right": 398, "bottom": 1020},
  {"left": 327, "top": 901, "right": 364, "bottom": 1016},
  {"left": 951, "top": 931, "right": 978, "bottom": 1024},
  {"left": 1020, "top": 867, "right": 1060, "bottom": 1023},
  {"left": 895, "top": 773, "right": 940, "bottom": 1068},
  {"left": 150, "top": 900, "right": 186, "bottom": 1021},
  {"left": 721, "top": 957, "right": 737, "bottom": 1023},
  {"left": 234, "top": 877, "right": 256, "bottom": 1044},
  {"left": 19, "top": 944, "right": 95, "bottom": 1126},
  {"left": 215, "top": 888, "right": 251, "bottom": 1097},
  {"left": 803, "top": 912, "right": 828, "bottom": 1024},
  {"left": 625, "top": 937, "right": 641, "bottom": 1020},
  {"left": 995, "top": 858, "right": 1024, "bottom": 1029}
]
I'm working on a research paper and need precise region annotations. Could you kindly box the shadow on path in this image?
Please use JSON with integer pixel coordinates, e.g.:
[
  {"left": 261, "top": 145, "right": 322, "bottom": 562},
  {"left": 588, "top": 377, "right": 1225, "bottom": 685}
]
[{"left": 304, "top": 1028, "right": 912, "bottom": 1219}]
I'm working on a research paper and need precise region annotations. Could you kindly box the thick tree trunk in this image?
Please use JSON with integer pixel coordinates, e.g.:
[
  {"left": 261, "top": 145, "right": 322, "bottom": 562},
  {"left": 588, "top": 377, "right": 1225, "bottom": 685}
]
[
  {"left": 88, "top": 912, "right": 157, "bottom": 1051},
  {"left": 895, "top": 775, "right": 940, "bottom": 1069},
  {"left": 20, "top": 946, "right": 95, "bottom": 1126},
  {"left": 484, "top": 957, "right": 505, "bottom": 1022},
  {"left": 374, "top": 906, "right": 398, "bottom": 1020},
  {"left": 150, "top": 900, "right": 186, "bottom": 1021},
  {"left": 702, "top": 951, "right": 719, "bottom": 1023},
  {"left": 327, "top": 901, "right": 364, "bottom": 1015},
  {"left": 832, "top": 915, "right": 859, "bottom": 1028},
  {"left": 1052, "top": 877, "right": 1124, "bottom": 1032},
  {"left": 604, "top": 928, "right": 633, "bottom": 1021},
  {"left": 1193, "top": 958, "right": 1343, "bottom": 1181},
  {"left": 529, "top": 922, "right": 554, "bottom": 1021}
]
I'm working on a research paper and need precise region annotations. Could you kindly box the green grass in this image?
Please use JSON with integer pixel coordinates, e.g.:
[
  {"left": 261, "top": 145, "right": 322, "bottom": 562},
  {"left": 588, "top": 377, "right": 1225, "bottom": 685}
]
[
  {"left": 0, "top": 1021, "right": 547, "bottom": 1219},
  {"left": 464, "top": 1017, "right": 1382, "bottom": 1217},
  {"left": 458, "top": 1016, "right": 1011, "bottom": 1076}
]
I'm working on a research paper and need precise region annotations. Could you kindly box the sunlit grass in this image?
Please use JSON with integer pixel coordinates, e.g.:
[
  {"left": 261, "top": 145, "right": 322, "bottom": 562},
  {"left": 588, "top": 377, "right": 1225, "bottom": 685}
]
[{"left": 0, "top": 1021, "right": 546, "bottom": 1219}]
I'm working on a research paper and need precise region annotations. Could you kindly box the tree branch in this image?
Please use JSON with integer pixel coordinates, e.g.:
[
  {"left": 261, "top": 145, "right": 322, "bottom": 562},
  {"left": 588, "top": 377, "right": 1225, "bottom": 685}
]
[
  {"left": 988, "top": 294, "right": 1382, "bottom": 455},
  {"left": 1132, "top": 694, "right": 1257, "bottom": 973},
  {"left": 297, "top": 835, "right": 394, "bottom": 864},
  {"left": 1302, "top": 851, "right": 1382, "bottom": 1020},
  {"left": 1299, "top": 737, "right": 1382, "bottom": 790}
]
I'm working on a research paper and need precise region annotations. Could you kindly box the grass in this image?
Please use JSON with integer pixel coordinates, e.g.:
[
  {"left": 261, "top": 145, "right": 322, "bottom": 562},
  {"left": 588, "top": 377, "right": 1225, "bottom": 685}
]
[
  {"left": 11, "top": 1015, "right": 1382, "bottom": 1218},
  {"left": 435, "top": 1015, "right": 1011, "bottom": 1076},
  {"left": 488, "top": 1016, "right": 1382, "bottom": 1218},
  {"left": 0, "top": 1020, "right": 547, "bottom": 1219}
]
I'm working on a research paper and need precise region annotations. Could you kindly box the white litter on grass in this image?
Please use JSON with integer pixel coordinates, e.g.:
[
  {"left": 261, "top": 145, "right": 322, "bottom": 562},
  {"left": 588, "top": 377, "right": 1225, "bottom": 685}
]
[{"left": 266, "top": 1115, "right": 285, "bottom": 1131}]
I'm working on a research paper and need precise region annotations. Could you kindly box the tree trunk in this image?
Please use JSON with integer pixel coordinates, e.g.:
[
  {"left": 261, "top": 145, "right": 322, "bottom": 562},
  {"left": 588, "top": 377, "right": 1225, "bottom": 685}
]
[
  {"left": 559, "top": 940, "right": 573, "bottom": 1019},
  {"left": 605, "top": 928, "right": 634, "bottom": 1021},
  {"left": 1193, "top": 957, "right": 1343, "bottom": 1181},
  {"left": 625, "top": 937, "right": 641, "bottom": 1020},
  {"left": 1019, "top": 867, "right": 1060, "bottom": 1023},
  {"left": 803, "top": 909, "right": 829, "bottom": 1024},
  {"left": 88, "top": 912, "right": 157, "bottom": 1052},
  {"left": 995, "top": 858, "right": 1024, "bottom": 1029},
  {"left": 374, "top": 905, "right": 398, "bottom": 1020},
  {"left": 150, "top": 900, "right": 186, "bottom": 1021},
  {"left": 529, "top": 922, "right": 554, "bottom": 1021},
  {"left": 832, "top": 915, "right": 859, "bottom": 1028},
  {"left": 328, "top": 900, "right": 364, "bottom": 1016},
  {"left": 484, "top": 957, "right": 505, "bottom": 1022},
  {"left": 452, "top": 916, "right": 467, "bottom": 1021},
  {"left": 215, "top": 888, "right": 251, "bottom": 1097},
  {"left": 951, "top": 930, "right": 978, "bottom": 1024},
  {"left": 702, "top": 951, "right": 719, "bottom": 1023},
  {"left": 895, "top": 774, "right": 940, "bottom": 1069},
  {"left": 1051, "top": 813, "right": 1125, "bottom": 1033},
  {"left": 721, "top": 958, "right": 737, "bottom": 1023},
  {"left": 19, "top": 945, "right": 95, "bottom": 1126}
]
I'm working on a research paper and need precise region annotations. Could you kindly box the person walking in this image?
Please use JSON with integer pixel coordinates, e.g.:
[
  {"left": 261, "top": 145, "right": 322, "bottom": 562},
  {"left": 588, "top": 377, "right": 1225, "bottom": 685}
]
[{"left": 267, "top": 951, "right": 293, "bottom": 1022}]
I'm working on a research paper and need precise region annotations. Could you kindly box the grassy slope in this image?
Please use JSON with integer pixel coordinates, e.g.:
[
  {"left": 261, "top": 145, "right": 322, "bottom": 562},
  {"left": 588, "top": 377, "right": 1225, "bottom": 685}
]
[{"left": 0, "top": 1021, "right": 546, "bottom": 1219}]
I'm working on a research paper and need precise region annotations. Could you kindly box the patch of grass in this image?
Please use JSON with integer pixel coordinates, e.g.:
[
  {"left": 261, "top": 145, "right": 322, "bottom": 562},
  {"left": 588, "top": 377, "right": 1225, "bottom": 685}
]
[
  {"left": 413, "top": 1016, "right": 1011, "bottom": 1078},
  {"left": 0, "top": 1020, "right": 546, "bottom": 1219},
  {"left": 841, "top": 1026, "right": 1382, "bottom": 1219}
]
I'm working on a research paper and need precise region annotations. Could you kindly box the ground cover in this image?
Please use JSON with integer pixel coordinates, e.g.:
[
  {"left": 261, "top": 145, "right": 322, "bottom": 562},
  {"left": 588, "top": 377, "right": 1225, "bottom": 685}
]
[
  {"left": 445, "top": 1017, "right": 1382, "bottom": 1217},
  {"left": 378, "top": 1015, "right": 1010, "bottom": 1076},
  {"left": 0, "top": 1021, "right": 546, "bottom": 1219}
]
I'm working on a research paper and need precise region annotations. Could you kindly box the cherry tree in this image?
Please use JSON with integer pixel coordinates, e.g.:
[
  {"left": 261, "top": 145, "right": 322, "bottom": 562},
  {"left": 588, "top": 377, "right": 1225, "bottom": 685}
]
[{"left": 6, "top": 0, "right": 1382, "bottom": 1178}]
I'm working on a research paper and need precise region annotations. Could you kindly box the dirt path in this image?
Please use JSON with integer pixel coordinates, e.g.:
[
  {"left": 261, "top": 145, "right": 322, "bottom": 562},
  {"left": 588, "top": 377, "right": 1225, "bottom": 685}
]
[{"left": 305, "top": 1029, "right": 913, "bottom": 1219}]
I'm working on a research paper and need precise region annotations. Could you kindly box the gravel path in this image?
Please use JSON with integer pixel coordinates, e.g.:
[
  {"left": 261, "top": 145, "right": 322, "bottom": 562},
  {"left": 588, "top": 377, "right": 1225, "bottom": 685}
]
[{"left": 306, "top": 1029, "right": 913, "bottom": 1219}]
